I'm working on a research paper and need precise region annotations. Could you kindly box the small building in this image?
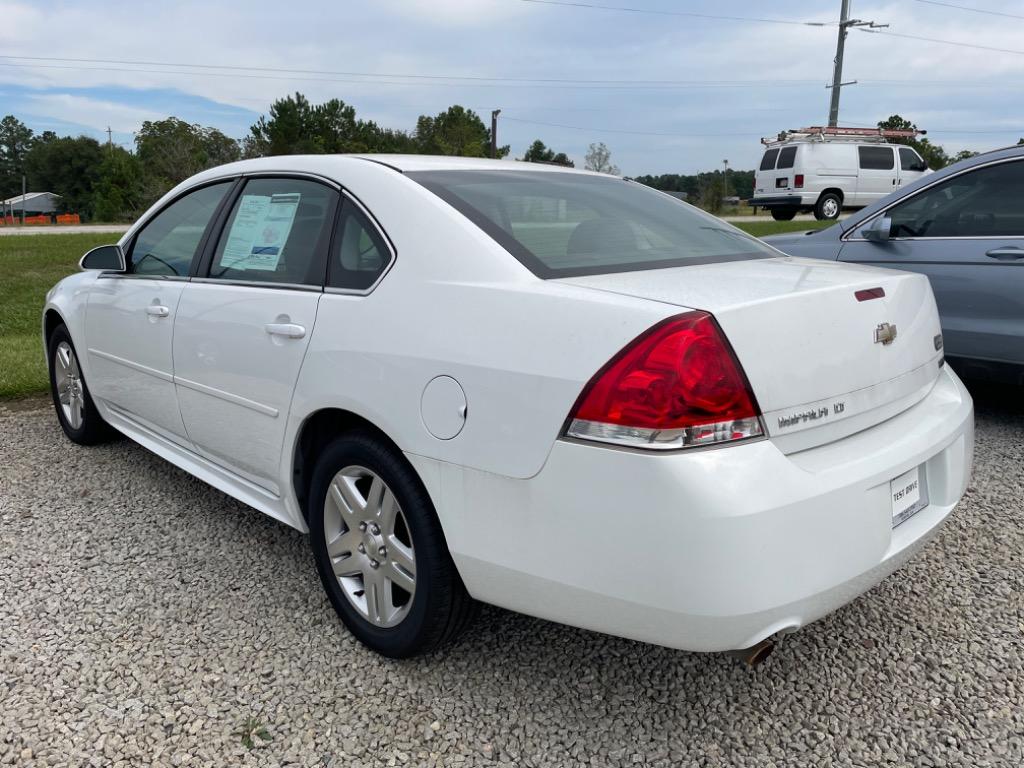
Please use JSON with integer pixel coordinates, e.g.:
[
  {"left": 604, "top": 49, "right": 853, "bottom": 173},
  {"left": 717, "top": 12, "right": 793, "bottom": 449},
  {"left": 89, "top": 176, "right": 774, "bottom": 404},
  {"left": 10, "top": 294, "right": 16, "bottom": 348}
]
[{"left": 2, "top": 192, "right": 62, "bottom": 219}]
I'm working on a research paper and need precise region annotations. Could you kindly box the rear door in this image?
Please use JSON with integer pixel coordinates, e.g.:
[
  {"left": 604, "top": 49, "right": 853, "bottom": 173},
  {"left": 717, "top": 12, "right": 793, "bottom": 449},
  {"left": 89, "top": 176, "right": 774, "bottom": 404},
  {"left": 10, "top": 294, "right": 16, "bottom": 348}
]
[
  {"left": 755, "top": 148, "right": 780, "bottom": 197},
  {"left": 839, "top": 156, "right": 1024, "bottom": 367},
  {"left": 171, "top": 176, "right": 338, "bottom": 493},
  {"left": 85, "top": 181, "right": 233, "bottom": 444},
  {"left": 855, "top": 145, "right": 897, "bottom": 205}
]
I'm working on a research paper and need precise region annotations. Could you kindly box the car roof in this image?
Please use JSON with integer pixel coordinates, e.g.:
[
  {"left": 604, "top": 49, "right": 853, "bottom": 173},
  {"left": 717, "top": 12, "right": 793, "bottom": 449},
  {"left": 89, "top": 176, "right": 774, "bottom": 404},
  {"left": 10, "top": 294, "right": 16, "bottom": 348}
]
[{"left": 186, "top": 154, "right": 610, "bottom": 183}]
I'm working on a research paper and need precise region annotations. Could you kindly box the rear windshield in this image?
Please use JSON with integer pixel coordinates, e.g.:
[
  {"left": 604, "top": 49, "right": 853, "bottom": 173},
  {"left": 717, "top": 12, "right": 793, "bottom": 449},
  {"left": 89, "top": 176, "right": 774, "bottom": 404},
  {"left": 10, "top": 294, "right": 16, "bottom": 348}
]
[
  {"left": 759, "top": 149, "right": 780, "bottom": 171},
  {"left": 409, "top": 170, "right": 775, "bottom": 278},
  {"left": 777, "top": 146, "right": 797, "bottom": 169}
]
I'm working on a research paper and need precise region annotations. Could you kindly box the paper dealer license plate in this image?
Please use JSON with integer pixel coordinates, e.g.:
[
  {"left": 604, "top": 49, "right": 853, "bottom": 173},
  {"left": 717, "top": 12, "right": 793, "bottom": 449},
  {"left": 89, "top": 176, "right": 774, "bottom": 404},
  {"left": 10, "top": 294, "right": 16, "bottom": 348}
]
[{"left": 890, "top": 465, "right": 928, "bottom": 527}]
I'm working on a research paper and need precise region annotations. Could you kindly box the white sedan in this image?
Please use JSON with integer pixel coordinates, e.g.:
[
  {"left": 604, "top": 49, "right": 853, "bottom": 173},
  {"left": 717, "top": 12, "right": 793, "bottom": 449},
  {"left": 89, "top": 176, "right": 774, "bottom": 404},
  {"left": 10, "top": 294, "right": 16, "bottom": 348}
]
[{"left": 43, "top": 155, "right": 973, "bottom": 661}]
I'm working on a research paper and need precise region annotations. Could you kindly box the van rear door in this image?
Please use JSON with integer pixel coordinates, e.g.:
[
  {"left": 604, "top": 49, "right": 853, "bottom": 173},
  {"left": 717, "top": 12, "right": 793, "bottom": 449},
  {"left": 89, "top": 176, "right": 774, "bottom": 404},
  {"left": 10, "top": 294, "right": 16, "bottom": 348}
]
[
  {"left": 773, "top": 146, "right": 798, "bottom": 193},
  {"left": 755, "top": 148, "right": 780, "bottom": 196}
]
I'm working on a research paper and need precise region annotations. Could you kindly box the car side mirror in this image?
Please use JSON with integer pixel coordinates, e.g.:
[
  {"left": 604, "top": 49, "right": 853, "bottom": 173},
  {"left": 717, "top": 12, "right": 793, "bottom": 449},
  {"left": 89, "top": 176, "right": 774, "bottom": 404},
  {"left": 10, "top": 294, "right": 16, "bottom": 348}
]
[
  {"left": 861, "top": 216, "right": 892, "bottom": 243},
  {"left": 79, "top": 244, "right": 126, "bottom": 272}
]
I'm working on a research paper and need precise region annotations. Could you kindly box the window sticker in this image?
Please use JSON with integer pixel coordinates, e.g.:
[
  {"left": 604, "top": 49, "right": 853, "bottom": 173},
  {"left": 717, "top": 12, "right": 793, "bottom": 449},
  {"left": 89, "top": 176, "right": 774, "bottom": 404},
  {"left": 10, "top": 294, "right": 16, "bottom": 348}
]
[{"left": 219, "top": 192, "right": 301, "bottom": 272}]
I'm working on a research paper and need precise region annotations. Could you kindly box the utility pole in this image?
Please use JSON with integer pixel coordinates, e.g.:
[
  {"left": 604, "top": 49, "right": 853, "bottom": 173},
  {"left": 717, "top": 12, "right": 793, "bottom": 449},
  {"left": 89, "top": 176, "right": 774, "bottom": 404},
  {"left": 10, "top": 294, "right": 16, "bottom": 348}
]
[
  {"left": 722, "top": 159, "right": 729, "bottom": 200},
  {"left": 106, "top": 126, "right": 113, "bottom": 153},
  {"left": 490, "top": 109, "right": 501, "bottom": 159},
  {"left": 20, "top": 174, "right": 26, "bottom": 226},
  {"left": 827, "top": 1, "right": 887, "bottom": 127}
]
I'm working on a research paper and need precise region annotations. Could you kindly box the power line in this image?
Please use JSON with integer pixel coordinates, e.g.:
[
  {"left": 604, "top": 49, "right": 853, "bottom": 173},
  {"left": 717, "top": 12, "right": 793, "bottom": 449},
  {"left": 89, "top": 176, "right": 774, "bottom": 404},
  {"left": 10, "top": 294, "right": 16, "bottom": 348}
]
[
  {"left": 862, "top": 28, "right": 1024, "bottom": 56},
  {"left": 0, "top": 54, "right": 820, "bottom": 86},
  {"left": 0, "top": 59, "right": 825, "bottom": 90},
  {"left": 910, "top": 0, "right": 1024, "bottom": 21},
  {"left": 518, "top": 0, "right": 835, "bottom": 26},
  {"left": 501, "top": 116, "right": 767, "bottom": 137}
]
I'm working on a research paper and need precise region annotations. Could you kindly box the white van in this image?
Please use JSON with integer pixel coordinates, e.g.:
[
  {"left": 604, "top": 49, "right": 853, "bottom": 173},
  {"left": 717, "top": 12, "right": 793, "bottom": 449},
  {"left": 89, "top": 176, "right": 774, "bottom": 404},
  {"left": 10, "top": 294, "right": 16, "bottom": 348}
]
[{"left": 751, "top": 127, "right": 930, "bottom": 221}]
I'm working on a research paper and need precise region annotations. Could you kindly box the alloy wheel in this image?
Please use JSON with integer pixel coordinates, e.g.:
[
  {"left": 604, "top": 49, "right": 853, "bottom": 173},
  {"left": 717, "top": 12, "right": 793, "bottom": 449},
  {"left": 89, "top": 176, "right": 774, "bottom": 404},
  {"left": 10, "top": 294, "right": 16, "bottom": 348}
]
[
  {"left": 323, "top": 465, "right": 417, "bottom": 628},
  {"left": 54, "top": 341, "right": 84, "bottom": 430}
]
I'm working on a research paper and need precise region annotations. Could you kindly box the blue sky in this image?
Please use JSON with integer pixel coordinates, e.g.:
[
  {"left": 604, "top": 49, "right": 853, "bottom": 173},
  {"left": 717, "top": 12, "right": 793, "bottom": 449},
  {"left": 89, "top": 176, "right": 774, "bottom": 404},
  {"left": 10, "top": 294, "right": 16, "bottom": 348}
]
[{"left": 1, "top": 0, "right": 1023, "bottom": 175}]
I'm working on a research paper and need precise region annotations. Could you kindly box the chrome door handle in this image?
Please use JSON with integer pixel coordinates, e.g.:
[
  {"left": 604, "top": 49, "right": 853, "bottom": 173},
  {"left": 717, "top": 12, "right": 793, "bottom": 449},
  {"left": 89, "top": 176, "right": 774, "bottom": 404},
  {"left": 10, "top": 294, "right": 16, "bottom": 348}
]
[
  {"left": 264, "top": 322, "right": 306, "bottom": 339},
  {"left": 146, "top": 305, "right": 170, "bottom": 318},
  {"left": 985, "top": 247, "right": 1024, "bottom": 261}
]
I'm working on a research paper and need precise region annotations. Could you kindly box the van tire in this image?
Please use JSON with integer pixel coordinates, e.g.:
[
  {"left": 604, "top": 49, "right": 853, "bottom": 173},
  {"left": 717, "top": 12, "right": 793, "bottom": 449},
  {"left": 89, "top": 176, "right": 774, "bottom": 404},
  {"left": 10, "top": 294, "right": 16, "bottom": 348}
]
[
  {"left": 770, "top": 208, "right": 798, "bottom": 221},
  {"left": 814, "top": 192, "right": 843, "bottom": 221}
]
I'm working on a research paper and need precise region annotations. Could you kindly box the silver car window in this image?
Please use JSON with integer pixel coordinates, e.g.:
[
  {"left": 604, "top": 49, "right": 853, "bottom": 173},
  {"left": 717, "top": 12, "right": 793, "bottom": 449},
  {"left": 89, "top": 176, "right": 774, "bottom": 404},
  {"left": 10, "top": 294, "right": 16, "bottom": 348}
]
[{"left": 886, "top": 160, "right": 1024, "bottom": 238}]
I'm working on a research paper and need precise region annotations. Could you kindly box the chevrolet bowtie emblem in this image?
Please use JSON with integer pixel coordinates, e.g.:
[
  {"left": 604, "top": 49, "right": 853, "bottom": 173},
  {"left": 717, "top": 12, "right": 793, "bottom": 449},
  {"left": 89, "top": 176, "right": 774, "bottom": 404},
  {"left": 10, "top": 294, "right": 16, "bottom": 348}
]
[{"left": 874, "top": 322, "right": 898, "bottom": 345}]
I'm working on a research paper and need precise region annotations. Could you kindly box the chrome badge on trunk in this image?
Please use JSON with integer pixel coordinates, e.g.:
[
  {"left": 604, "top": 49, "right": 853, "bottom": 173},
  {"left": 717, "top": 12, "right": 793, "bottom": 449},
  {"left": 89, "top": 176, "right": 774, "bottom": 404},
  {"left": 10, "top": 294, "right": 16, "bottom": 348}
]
[{"left": 874, "top": 322, "right": 898, "bottom": 345}]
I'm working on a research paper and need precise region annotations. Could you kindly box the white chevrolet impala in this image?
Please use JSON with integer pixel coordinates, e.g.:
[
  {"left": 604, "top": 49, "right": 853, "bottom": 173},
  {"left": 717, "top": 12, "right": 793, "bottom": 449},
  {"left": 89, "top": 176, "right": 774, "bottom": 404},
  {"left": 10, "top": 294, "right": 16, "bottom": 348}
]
[{"left": 43, "top": 155, "right": 973, "bottom": 661}]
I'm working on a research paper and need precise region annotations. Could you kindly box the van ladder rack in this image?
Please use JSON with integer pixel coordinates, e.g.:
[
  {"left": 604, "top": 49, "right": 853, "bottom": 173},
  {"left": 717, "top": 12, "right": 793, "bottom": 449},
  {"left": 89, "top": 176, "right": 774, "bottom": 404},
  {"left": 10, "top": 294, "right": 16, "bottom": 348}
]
[{"left": 761, "top": 125, "right": 926, "bottom": 145}]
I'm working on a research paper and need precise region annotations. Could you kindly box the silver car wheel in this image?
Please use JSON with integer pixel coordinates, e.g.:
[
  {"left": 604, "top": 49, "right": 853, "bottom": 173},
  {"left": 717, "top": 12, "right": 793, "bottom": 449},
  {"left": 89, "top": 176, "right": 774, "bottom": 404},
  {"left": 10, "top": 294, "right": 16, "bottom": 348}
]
[
  {"left": 323, "top": 465, "right": 416, "bottom": 628},
  {"left": 54, "top": 341, "right": 84, "bottom": 430},
  {"left": 822, "top": 197, "right": 839, "bottom": 218}
]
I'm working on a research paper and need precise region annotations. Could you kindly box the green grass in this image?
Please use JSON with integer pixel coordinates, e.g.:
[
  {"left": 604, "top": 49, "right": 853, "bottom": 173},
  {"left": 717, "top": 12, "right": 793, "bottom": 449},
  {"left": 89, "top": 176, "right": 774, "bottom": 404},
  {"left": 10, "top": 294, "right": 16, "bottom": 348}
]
[
  {"left": 731, "top": 220, "right": 836, "bottom": 237},
  {"left": 0, "top": 221, "right": 833, "bottom": 399},
  {"left": 0, "top": 233, "right": 115, "bottom": 398}
]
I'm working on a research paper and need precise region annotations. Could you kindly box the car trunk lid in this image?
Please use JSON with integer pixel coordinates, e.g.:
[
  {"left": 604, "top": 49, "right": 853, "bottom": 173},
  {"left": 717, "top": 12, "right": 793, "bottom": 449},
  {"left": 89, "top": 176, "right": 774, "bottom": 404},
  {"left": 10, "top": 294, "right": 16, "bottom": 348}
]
[{"left": 556, "top": 256, "right": 944, "bottom": 453}]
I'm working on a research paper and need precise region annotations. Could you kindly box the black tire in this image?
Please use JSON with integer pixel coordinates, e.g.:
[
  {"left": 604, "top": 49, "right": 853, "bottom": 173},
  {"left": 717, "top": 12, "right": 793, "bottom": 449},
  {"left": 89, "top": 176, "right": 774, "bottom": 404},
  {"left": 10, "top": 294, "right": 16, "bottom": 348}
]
[
  {"left": 308, "top": 430, "right": 475, "bottom": 658},
  {"left": 47, "top": 324, "right": 116, "bottom": 445},
  {"left": 770, "top": 207, "right": 798, "bottom": 221},
  {"left": 814, "top": 192, "right": 843, "bottom": 221}
]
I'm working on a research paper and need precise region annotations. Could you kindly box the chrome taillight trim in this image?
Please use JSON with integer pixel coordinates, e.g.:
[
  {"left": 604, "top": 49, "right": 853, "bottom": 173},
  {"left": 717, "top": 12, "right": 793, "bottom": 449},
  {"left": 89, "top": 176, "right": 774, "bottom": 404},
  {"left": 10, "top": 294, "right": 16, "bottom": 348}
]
[{"left": 565, "top": 417, "right": 765, "bottom": 451}]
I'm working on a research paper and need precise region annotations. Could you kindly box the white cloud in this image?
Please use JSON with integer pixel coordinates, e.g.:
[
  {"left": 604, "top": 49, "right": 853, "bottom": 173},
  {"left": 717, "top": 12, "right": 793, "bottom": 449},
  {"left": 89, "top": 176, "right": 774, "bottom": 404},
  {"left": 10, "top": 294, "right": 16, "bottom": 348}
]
[
  {"left": 1, "top": 0, "right": 1023, "bottom": 173},
  {"left": 25, "top": 93, "right": 164, "bottom": 134}
]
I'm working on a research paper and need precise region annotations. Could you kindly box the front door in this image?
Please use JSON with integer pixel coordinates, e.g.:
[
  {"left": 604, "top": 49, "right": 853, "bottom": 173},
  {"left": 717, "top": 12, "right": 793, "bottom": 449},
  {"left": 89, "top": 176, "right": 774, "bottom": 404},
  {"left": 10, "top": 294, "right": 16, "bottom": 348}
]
[
  {"left": 172, "top": 176, "right": 338, "bottom": 493},
  {"left": 85, "top": 181, "right": 233, "bottom": 444},
  {"left": 839, "top": 157, "right": 1024, "bottom": 366}
]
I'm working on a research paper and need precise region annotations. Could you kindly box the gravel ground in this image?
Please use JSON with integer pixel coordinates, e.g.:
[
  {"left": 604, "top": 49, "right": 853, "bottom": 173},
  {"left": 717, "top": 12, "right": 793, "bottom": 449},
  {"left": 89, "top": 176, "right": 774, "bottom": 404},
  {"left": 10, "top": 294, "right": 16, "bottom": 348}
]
[{"left": 1, "top": 384, "right": 1022, "bottom": 768}]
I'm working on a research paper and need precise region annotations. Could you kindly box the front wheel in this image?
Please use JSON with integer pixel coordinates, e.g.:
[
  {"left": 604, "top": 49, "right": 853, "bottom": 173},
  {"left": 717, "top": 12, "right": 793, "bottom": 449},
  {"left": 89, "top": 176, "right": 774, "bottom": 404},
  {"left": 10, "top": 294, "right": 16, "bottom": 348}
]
[
  {"left": 308, "top": 431, "right": 475, "bottom": 657},
  {"left": 814, "top": 192, "right": 842, "bottom": 221},
  {"left": 47, "top": 324, "right": 116, "bottom": 445},
  {"left": 770, "top": 207, "right": 798, "bottom": 221}
]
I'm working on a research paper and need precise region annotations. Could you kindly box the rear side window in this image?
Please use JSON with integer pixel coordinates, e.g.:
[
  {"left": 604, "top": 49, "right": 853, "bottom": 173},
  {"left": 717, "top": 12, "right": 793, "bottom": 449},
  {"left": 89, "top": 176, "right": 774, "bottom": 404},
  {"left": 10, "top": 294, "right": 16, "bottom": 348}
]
[
  {"left": 209, "top": 178, "right": 337, "bottom": 286},
  {"left": 776, "top": 146, "right": 797, "bottom": 169},
  {"left": 409, "top": 170, "right": 777, "bottom": 279},
  {"left": 129, "top": 182, "right": 232, "bottom": 277},
  {"left": 759, "top": 149, "right": 780, "bottom": 171},
  {"left": 859, "top": 146, "right": 895, "bottom": 170},
  {"left": 327, "top": 200, "right": 392, "bottom": 291},
  {"left": 899, "top": 147, "right": 927, "bottom": 172}
]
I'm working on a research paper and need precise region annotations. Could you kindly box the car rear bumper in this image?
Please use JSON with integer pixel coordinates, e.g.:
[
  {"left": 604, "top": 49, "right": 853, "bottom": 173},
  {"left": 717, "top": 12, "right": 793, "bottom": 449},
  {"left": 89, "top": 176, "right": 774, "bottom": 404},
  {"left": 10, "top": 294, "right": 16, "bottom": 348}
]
[
  {"left": 412, "top": 366, "right": 974, "bottom": 652},
  {"left": 750, "top": 194, "right": 806, "bottom": 208}
]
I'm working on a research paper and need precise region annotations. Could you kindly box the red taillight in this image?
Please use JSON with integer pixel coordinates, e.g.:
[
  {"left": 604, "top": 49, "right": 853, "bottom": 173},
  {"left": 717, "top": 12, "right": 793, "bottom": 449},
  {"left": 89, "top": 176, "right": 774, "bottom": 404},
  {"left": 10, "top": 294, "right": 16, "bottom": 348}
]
[
  {"left": 794, "top": 174, "right": 804, "bottom": 188},
  {"left": 566, "top": 312, "right": 763, "bottom": 450}
]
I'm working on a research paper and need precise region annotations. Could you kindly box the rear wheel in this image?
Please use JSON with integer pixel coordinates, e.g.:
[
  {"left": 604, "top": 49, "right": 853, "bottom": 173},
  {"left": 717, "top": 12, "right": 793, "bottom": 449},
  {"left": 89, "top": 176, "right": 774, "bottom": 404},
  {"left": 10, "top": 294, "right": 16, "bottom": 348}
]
[
  {"left": 47, "top": 325, "right": 116, "bottom": 445},
  {"left": 814, "top": 192, "right": 842, "bottom": 221},
  {"left": 770, "top": 207, "right": 798, "bottom": 221},
  {"left": 308, "top": 431, "right": 475, "bottom": 657}
]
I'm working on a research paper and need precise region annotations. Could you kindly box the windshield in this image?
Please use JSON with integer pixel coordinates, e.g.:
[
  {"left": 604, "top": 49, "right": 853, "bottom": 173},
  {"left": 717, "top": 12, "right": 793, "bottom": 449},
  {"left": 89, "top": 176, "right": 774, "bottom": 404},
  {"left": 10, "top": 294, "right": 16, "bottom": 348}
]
[{"left": 409, "top": 170, "right": 776, "bottom": 278}]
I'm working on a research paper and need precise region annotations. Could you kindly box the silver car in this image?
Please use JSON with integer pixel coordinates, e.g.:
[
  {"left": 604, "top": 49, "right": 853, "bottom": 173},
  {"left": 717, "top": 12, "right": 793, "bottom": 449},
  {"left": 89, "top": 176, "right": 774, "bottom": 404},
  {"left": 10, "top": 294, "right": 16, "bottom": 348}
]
[{"left": 764, "top": 145, "right": 1024, "bottom": 384}]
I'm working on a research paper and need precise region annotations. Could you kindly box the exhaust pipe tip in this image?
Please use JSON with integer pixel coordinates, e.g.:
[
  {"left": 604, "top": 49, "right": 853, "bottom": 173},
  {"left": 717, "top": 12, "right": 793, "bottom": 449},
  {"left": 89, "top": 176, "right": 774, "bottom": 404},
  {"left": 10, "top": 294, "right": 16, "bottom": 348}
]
[{"left": 728, "top": 637, "right": 775, "bottom": 668}]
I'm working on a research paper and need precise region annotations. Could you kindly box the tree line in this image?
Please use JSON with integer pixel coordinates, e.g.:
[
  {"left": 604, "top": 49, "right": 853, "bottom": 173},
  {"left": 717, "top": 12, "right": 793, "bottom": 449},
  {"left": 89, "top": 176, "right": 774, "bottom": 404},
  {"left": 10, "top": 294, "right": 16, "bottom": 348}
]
[
  {"left": 0, "top": 94, "right": 583, "bottom": 222},
  {"left": 1, "top": 97, "right": 994, "bottom": 222}
]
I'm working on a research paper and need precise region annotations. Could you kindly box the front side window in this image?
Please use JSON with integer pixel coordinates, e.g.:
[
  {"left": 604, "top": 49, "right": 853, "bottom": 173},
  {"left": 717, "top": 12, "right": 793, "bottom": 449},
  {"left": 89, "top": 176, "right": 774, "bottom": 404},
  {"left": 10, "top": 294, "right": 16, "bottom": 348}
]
[
  {"left": 899, "top": 147, "right": 927, "bottom": 172},
  {"left": 759, "top": 149, "right": 780, "bottom": 171},
  {"left": 128, "top": 182, "right": 232, "bottom": 276},
  {"left": 209, "top": 178, "right": 337, "bottom": 286},
  {"left": 883, "top": 160, "right": 1024, "bottom": 238},
  {"left": 410, "top": 171, "right": 776, "bottom": 278},
  {"left": 776, "top": 146, "right": 797, "bottom": 169},
  {"left": 328, "top": 200, "right": 391, "bottom": 291},
  {"left": 859, "top": 146, "right": 895, "bottom": 170}
]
